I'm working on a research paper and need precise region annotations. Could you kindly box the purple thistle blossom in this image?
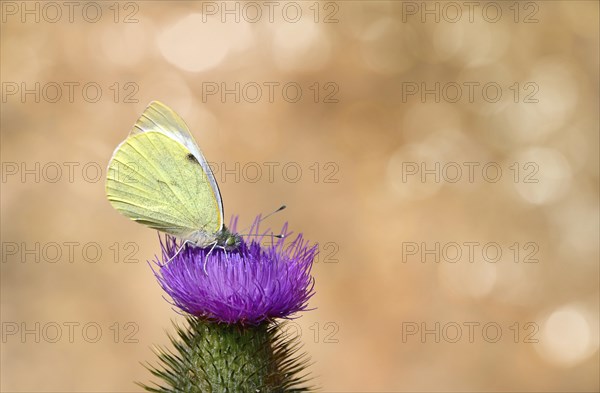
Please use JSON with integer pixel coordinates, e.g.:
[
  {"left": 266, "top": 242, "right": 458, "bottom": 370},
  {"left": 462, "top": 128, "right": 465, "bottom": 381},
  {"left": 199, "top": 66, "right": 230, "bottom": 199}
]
[{"left": 151, "top": 216, "right": 317, "bottom": 325}]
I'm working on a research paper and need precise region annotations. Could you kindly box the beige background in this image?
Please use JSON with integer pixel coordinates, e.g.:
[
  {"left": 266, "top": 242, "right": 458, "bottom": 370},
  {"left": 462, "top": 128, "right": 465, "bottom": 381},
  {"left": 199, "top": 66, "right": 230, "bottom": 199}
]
[{"left": 1, "top": 1, "right": 598, "bottom": 392}]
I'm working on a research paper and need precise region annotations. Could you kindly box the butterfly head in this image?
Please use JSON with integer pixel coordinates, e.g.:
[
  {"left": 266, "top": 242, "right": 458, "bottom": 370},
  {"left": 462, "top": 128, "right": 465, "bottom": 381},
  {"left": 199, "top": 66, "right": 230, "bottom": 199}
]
[{"left": 216, "top": 226, "right": 242, "bottom": 251}]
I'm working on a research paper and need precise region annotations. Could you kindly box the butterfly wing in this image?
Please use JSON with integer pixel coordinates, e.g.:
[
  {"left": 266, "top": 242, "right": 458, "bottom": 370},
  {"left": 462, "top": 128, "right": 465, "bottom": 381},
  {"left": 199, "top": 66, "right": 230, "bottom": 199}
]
[
  {"left": 129, "top": 101, "right": 225, "bottom": 224},
  {"left": 106, "top": 131, "right": 222, "bottom": 243}
]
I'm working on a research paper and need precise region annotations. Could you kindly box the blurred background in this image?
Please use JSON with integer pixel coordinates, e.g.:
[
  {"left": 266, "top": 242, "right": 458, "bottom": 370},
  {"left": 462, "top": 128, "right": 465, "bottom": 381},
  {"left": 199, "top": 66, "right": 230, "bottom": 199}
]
[{"left": 1, "top": 1, "right": 598, "bottom": 392}]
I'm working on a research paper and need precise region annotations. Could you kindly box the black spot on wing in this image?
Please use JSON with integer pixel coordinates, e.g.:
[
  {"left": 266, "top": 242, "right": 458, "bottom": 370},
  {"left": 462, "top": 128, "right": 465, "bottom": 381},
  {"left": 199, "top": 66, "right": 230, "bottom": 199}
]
[{"left": 187, "top": 153, "right": 199, "bottom": 164}]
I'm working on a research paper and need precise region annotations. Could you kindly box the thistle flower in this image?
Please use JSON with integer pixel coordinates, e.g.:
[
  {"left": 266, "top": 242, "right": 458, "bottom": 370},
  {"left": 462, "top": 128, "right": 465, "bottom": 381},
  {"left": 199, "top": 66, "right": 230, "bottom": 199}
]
[
  {"left": 152, "top": 216, "right": 317, "bottom": 325},
  {"left": 142, "top": 217, "right": 318, "bottom": 392}
]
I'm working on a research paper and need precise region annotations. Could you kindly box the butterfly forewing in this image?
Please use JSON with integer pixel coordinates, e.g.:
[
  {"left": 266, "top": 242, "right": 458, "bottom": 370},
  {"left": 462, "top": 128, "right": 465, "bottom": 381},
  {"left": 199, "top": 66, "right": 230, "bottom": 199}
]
[
  {"left": 106, "top": 131, "right": 222, "bottom": 241},
  {"left": 130, "top": 101, "right": 225, "bottom": 223}
]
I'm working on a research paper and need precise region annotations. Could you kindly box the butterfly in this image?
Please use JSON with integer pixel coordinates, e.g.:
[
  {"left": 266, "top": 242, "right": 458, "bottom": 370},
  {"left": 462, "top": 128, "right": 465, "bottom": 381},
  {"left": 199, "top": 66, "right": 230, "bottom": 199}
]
[{"left": 105, "top": 101, "right": 242, "bottom": 252}]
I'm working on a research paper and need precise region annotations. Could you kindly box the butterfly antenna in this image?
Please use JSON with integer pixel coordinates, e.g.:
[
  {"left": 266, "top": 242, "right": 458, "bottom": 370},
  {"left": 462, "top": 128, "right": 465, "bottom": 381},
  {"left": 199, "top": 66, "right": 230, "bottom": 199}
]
[
  {"left": 261, "top": 204, "right": 286, "bottom": 222},
  {"left": 238, "top": 205, "right": 287, "bottom": 236}
]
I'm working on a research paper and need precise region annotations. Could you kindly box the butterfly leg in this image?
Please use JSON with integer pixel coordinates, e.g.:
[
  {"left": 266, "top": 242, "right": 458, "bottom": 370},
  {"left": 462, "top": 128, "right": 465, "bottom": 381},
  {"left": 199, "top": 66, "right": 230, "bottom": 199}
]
[
  {"left": 165, "top": 239, "right": 191, "bottom": 265},
  {"left": 203, "top": 241, "right": 218, "bottom": 275}
]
